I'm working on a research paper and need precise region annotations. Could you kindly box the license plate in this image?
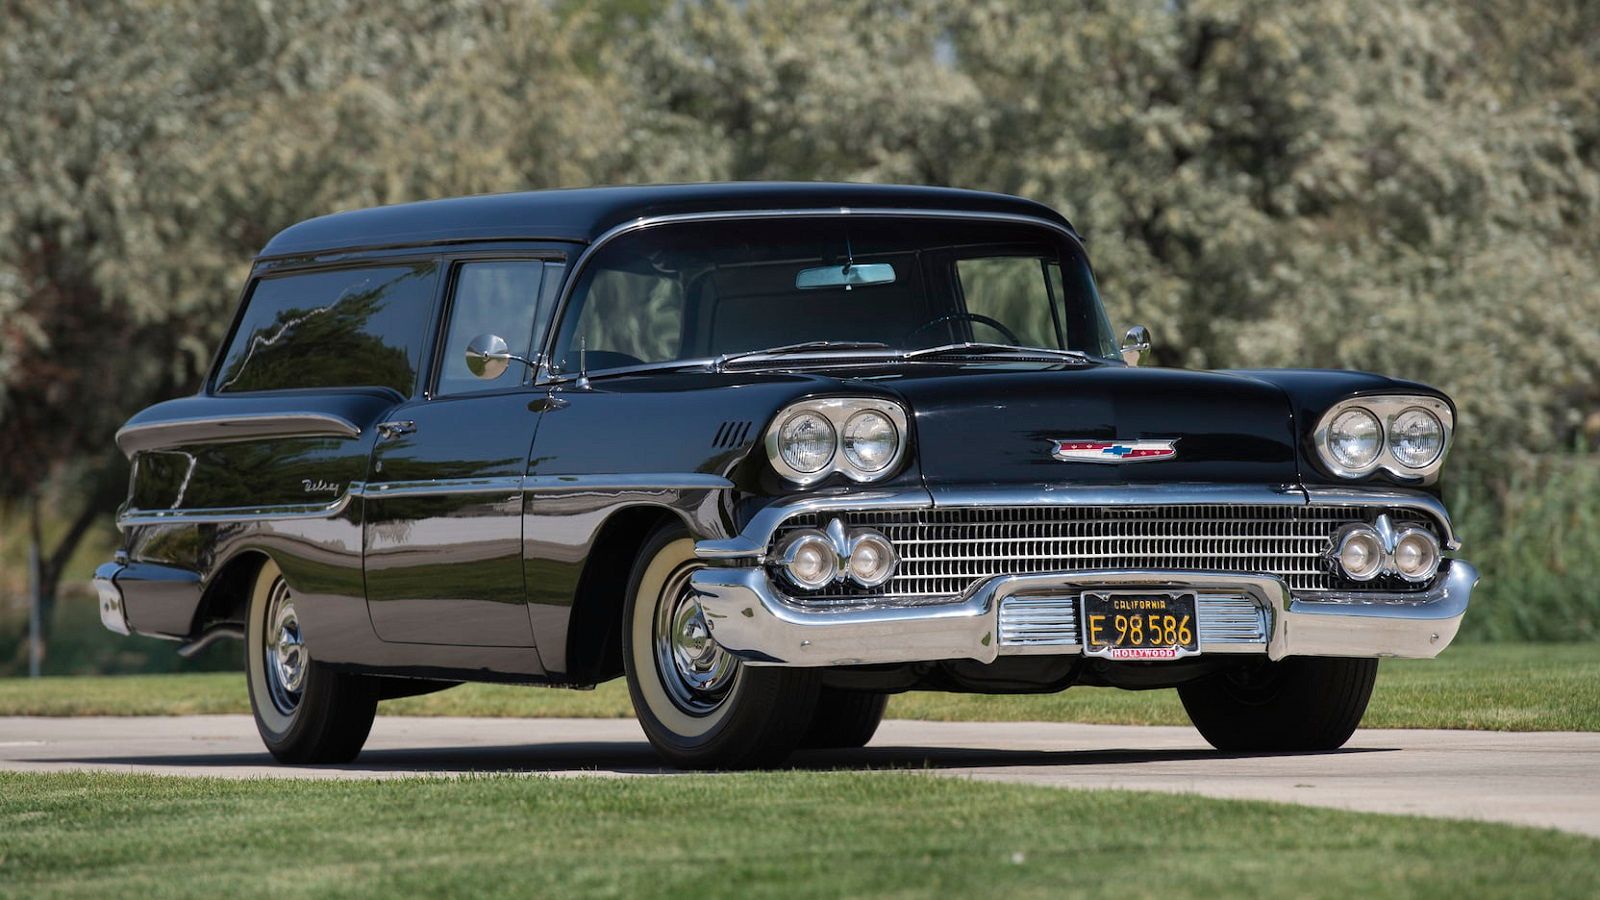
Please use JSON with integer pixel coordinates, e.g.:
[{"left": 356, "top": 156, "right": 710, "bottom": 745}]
[{"left": 1081, "top": 591, "right": 1199, "bottom": 660}]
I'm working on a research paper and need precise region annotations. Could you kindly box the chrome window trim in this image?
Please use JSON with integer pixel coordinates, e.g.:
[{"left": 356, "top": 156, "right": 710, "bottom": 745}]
[
  {"left": 536, "top": 207, "right": 1098, "bottom": 384},
  {"left": 116, "top": 412, "right": 362, "bottom": 457},
  {"left": 764, "top": 397, "right": 910, "bottom": 486},
  {"left": 1312, "top": 395, "right": 1454, "bottom": 484}
]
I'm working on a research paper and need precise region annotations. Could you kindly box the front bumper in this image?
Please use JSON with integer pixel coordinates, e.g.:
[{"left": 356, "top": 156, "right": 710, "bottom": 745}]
[{"left": 691, "top": 560, "right": 1478, "bottom": 666}]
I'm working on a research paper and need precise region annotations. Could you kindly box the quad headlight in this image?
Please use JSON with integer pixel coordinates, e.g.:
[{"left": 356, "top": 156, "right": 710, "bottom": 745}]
[
  {"left": 772, "top": 520, "right": 899, "bottom": 590},
  {"left": 1333, "top": 524, "right": 1386, "bottom": 581},
  {"left": 1327, "top": 517, "right": 1443, "bottom": 584},
  {"left": 777, "top": 411, "right": 836, "bottom": 474},
  {"left": 1389, "top": 408, "right": 1446, "bottom": 469},
  {"left": 842, "top": 410, "right": 899, "bottom": 473},
  {"left": 1313, "top": 395, "right": 1454, "bottom": 482},
  {"left": 766, "top": 398, "right": 908, "bottom": 485},
  {"left": 1327, "top": 408, "right": 1382, "bottom": 471}
]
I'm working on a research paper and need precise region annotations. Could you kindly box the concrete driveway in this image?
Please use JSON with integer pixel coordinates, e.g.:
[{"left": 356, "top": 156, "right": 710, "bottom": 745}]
[{"left": 2, "top": 715, "right": 1596, "bottom": 838}]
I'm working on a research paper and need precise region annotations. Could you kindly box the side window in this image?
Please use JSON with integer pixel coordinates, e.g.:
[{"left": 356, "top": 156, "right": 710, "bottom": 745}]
[
  {"left": 570, "top": 269, "right": 684, "bottom": 369},
  {"left": 214, "top": 263, "right": 438, "bottom": 395},
  {"left": 955, "top": 257, "right": 1062, "bottom": 350},
  {"left": 435, "top": 260, "right": 550, "bottom": 396}
]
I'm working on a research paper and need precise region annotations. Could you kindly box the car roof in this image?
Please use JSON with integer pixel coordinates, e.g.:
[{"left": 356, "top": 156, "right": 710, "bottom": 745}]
[{"left": 256, "top": 182, "right": 1078, "bottom": 258}]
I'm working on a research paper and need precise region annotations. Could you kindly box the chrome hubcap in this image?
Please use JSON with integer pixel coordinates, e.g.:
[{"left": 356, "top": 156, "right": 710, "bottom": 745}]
[
  {"left": 263, "top": 579, "right": 306, "bottom": 715},
  {"left": 653, "top": 565, "right": 738, "bottom": 714}
]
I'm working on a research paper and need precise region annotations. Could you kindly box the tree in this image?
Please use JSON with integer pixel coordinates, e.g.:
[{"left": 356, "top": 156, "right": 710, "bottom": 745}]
[{"left": 0, "top": 0, "right": 661, "bottom": 667}]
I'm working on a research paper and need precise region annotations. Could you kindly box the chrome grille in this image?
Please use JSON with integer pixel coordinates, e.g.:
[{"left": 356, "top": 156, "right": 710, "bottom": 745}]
[
  {"left": 997, "top": 596, "right": 1079, "bottom": 647},
  {"left": 774, "top": 504, "right": 1438, "bottom": 607},
  {"left": 1195, "top": 593, "right": 1268, "bottom": 644}
]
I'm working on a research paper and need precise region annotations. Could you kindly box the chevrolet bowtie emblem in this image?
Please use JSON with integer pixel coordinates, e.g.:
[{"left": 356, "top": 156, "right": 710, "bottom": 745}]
[{"left": 1051, "top": 439, "right": 1178, "bottom": 463}]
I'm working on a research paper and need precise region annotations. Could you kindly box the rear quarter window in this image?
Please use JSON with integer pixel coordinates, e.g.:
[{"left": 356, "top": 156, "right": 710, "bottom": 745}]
[{"left": 214, "top": 263, "right": 438, "bottom": 395}]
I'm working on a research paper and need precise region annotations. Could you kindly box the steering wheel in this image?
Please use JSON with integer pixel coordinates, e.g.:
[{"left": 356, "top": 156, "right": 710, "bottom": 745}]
[{"left": 904, "top": 312, "right": 1022, "bottom": 346}]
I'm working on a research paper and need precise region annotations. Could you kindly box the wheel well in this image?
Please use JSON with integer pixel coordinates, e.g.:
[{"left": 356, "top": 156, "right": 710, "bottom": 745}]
[
  {"left": 563, "top": 507, "right": 683, "bottom": 685},
  {"left": 191, "top": 550, "right": 269, "bottom": 635}
]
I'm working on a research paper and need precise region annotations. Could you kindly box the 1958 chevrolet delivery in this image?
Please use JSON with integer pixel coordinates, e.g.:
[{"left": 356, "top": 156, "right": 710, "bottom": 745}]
[{"left": 97, "top": 183, "right": 1477, "bottom": 768}]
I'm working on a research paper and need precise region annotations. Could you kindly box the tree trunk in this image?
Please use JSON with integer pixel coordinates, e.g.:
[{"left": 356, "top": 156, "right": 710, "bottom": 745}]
[{"left": 22, "top": 488, "right": 104, "bottom": 675}]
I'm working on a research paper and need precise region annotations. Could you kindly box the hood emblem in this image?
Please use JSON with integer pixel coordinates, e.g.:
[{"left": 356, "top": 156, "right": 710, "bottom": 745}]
[{"left": 1051, "top": 439, "right": 1178, "bottom": 464}]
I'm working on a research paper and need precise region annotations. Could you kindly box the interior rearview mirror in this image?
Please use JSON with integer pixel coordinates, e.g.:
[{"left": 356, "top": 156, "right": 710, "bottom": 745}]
[
  {"left": 795, "top": 262, "right": 896, "bottom": 291},
  {"left": 1121, "top": 325, "right": 1152, "bottom": 366}
]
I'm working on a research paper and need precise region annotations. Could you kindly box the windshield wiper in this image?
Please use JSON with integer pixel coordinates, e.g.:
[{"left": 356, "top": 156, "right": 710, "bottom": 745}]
[
  {"left": 902, "top": 342, "right": 1094, "bottom": 363},
  {"left": 717, "top": 341, "right": 893, "bottom": 370}
]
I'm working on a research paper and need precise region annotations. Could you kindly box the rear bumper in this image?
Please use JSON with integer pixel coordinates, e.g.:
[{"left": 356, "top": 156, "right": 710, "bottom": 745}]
[
  {"left": 691, "top": 559, "right": 1478, "bottom": 667},
  {"left": 93, "top": 559, "right": 203, "bottom": 639},
  {"left": 93, "top": 562, "right": 132, "bottom": 636}
]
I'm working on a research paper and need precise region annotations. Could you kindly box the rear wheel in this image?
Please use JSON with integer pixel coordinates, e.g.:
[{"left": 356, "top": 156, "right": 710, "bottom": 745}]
[
  {"left": 1178, "top": 656, "right": 1378, "bottom": 752},
  {"left": 245, "top": 559, "right": 379, "bottom": 763},
  {"left": 622, "top": 521, "right": 820, "bottom": 769},
  {"left": 801, "top": 689, "right": 888, "bottom": 749}
]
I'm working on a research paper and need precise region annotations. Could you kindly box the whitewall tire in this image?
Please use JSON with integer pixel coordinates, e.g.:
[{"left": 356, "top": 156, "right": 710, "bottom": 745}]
[
  {"left": 622, "top": 522, "right": 820, "bottom": 769},
  {"left": 245, "top": 559, "right": 379, "bottom": 763}
]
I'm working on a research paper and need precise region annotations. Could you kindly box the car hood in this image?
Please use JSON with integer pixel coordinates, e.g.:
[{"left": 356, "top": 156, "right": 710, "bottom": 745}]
[{"left": 863, "top": 364, "right": 1299, "bottom": 487}]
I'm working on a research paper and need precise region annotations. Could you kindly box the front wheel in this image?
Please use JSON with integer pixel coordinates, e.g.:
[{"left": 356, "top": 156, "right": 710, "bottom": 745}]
[
  {"left": 246, "top": 559, "right": 379, "bottom": 763},
  {"left": 1178, "top": 656, "right": 1378, "bottom": 752},
  {"left": 622, "top": 522, "right": 820, "bottom": 769},
  {"left": 801, "top": 688, "right": 888, "bottom": 749}
]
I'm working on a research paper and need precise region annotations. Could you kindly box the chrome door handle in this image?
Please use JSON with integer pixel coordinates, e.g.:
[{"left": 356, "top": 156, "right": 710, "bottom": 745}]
[{"left": 376, "top": 420, "right": 416, "bottom": 440}]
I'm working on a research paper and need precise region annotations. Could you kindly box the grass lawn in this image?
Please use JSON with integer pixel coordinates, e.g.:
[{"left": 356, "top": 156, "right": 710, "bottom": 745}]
[
  {"left": 1, "top": 771, "right": 1596, "bottom": 899},
  {"left": 1, "top": 642, "right": 1595, "bottom": 732}
]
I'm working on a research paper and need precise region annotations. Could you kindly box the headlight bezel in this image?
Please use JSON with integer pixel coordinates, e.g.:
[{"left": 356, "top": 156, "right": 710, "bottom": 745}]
[
  {"left": 1313, "top": 395, "right": 1454, "bottom": 482},
  {"left": 764, "top": 397, "right": 909, "bottom": 486}
]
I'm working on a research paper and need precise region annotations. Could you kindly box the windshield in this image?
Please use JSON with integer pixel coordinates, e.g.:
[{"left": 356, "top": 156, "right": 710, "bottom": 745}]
[{"left": 549, "top": 216, "right": 1118, "bottom": 374}]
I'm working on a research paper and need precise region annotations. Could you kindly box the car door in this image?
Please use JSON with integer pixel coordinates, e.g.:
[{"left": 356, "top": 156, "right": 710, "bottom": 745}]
[{"left": 363, "top": 258, "right": 561, "bottom": 646}]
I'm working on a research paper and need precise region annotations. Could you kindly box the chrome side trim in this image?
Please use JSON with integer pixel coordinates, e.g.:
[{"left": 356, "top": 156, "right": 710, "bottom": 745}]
[
  {"left": 117, "top": 473, "right": 734, "bottom": 527},
  {"left": 116, "top": 412, "right": 362, "bottom": 457},
  {"left": 1302, "top": 486, "right": 1460, "bottom": 550},
  {"left": 361, "top": 476, "right": 524, "bottom": 498},
  {"left": 118, "top": 492, "right": 356, "bottom": 527},
  {"left": 524, "top": 473, "right": 734, "bottom": 492},
  {"left": 537, "top": 207, "right": 1092, "bottom": 383}
]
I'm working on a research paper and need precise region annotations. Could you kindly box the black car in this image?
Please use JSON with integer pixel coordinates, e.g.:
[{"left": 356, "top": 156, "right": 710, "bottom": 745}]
[{"left": 97, "top": 183, "right": 1477, "bottom": 768}]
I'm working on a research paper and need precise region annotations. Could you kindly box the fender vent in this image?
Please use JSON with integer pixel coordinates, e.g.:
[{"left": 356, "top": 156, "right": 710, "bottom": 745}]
[{"left": 712, "top": 420, "right": 753, "bottom": 448}]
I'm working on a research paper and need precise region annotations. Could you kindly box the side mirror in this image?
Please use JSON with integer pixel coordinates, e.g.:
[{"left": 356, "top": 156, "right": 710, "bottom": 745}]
[
  {"left": 1120, "top": 325, "right": 1152, "bottom": 367},
  {"left": 465, "top": 333, "right": 535, "bottom": 380}
]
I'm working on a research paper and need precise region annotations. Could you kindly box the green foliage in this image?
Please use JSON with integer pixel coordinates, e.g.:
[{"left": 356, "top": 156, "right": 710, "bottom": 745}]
[{"left": 1451, "top": 460, "right": 1600, "bottom": 642}]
